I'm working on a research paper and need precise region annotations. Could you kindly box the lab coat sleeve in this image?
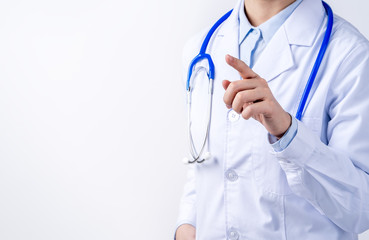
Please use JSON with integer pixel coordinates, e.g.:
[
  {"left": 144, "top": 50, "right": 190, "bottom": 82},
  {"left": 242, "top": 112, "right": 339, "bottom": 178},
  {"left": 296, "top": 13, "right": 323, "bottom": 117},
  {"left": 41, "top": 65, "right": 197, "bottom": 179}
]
[
  {"left": 175, "top": 165, "right": 197, "bottom": 230},
  {"left": 275, "top": 42, "right": 369, "bottom": 234}
]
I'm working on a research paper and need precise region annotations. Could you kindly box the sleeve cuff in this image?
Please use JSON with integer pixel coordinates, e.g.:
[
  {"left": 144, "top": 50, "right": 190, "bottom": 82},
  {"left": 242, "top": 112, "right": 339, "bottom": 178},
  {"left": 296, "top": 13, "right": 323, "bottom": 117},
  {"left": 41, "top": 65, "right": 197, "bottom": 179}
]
[
  {"left": 272, "top": 119, "right": 318, "bottom": 167},
  {"left": 269, "top": 115, "right": 298, "bottom": 152}
]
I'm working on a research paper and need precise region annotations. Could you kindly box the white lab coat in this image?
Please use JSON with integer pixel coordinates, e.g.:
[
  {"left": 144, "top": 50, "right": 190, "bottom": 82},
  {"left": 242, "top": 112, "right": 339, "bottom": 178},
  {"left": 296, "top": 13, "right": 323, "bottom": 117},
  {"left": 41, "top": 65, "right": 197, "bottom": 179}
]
[{"left": 177, "top": 0, "right": 369, "bottom": 239}]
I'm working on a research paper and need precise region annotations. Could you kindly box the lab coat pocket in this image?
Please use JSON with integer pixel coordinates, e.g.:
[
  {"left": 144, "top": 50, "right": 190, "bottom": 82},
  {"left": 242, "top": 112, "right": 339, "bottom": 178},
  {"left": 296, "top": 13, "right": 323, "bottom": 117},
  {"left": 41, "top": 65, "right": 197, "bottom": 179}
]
[{"left": 251, "top": 124, "right": 293, "bottom": 196}]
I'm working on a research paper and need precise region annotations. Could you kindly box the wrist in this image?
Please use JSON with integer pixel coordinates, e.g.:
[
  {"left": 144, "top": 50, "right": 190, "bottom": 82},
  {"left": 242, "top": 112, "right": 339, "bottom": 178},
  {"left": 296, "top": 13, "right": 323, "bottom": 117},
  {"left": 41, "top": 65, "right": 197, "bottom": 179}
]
[{"left": 275, "top": 112, "right": 292, "bottom": 139}]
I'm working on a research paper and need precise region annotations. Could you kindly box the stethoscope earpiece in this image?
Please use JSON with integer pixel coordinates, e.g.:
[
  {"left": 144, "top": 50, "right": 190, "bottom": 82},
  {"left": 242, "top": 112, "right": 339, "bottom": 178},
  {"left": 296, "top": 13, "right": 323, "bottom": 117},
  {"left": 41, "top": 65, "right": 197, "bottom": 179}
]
[{"left": 182, "top": 157, "right": 190, "bottom": 165}]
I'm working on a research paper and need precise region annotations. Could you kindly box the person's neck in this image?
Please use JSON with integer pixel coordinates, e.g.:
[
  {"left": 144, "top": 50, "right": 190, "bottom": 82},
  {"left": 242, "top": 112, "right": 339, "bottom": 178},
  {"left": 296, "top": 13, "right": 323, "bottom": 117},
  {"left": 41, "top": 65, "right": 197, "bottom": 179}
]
[{"left": 244, "top": 0, "right": 296, "bottom": 27}]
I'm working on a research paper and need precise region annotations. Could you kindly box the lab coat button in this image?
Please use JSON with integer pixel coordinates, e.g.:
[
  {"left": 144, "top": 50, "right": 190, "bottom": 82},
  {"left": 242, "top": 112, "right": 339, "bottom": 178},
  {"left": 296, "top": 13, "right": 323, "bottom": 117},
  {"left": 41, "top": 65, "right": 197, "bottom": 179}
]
[
  {"left": 225, "top": 170, "right": 238, "bottom": 182},
  {"left": 228, "top": 229, "right": 239, "bottom": 240},
  {"left": 228, "top": 110, "right": 240, "bottom": 122}
]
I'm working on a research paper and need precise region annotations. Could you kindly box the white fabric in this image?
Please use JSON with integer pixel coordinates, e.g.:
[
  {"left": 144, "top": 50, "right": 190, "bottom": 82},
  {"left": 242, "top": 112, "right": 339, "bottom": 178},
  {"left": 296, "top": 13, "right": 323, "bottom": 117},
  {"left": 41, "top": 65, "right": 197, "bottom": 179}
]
[{"left": 177, "top": 0, "right": 369, "bottom": 239}]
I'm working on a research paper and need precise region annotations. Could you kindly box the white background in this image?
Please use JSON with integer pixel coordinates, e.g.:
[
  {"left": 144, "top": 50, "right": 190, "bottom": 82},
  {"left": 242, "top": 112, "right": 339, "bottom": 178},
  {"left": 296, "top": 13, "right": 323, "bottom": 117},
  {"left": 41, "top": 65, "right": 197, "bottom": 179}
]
[{"left": 0, "top": 0, "right": 368, "bottom": 239}]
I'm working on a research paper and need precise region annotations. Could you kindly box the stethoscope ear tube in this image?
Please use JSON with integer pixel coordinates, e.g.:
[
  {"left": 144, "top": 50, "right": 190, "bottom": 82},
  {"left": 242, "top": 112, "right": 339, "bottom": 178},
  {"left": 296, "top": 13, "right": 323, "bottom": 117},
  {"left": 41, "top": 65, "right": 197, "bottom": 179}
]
[
  {"left": 184, "top": 75, "right": 215, "bottom": 164},
  {"left": 183, "top": 10, "right": 233, "bottom": 165},
  {"left": 186, "top": 9, "right": 231, "bottom": 92},
  {"left": 186, "top": 53, "right": 215, "bottom": 91}
]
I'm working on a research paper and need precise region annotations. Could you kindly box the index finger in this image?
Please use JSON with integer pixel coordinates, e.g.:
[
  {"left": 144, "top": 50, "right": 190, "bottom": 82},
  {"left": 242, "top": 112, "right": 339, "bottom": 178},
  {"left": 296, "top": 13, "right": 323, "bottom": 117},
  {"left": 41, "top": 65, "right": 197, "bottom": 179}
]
[{"left": 225, "top": 54, "right": 258, "bottom": 79}]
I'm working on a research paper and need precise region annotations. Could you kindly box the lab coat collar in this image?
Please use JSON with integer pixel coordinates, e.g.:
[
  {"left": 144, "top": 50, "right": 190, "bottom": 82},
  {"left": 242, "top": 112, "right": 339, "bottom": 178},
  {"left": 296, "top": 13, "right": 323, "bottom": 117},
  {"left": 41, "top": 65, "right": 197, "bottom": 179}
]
[
  {"left": 216, "top": 0, "right": 325, "bottom": 82},
  {"left": 284, "top": 0, "right": 326, "bottom": 47}
]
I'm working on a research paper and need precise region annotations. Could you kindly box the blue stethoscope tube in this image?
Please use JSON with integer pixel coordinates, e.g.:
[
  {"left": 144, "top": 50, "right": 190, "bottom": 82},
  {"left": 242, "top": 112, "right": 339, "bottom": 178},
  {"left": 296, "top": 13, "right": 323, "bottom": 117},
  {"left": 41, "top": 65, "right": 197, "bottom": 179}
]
[
  {"left": 184, "top": 1, "right": 333, "bottom": 164},
  {"left": 296, "top": 1, "right": 333, "bottom": 120},
  {"left": 186, "top": 9, "right": 233, "bottom": 92}
]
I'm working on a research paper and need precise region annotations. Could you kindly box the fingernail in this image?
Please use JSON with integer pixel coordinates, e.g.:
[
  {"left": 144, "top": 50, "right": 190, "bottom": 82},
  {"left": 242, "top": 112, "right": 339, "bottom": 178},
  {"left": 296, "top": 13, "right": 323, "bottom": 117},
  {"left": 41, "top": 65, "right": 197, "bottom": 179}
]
[
  {"left": 227, "top": 54, "right": 234, "bottom": 62},
  {"left": 226, "top": 104, "right": 232, "bottom": 109}
]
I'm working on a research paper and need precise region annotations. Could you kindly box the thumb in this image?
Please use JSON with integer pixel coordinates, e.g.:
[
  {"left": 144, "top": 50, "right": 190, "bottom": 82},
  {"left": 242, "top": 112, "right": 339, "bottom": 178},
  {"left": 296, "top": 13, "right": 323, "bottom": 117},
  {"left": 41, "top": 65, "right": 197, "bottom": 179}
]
[{"left": 222, "top": 80, "right": 231, "bottom": 90}]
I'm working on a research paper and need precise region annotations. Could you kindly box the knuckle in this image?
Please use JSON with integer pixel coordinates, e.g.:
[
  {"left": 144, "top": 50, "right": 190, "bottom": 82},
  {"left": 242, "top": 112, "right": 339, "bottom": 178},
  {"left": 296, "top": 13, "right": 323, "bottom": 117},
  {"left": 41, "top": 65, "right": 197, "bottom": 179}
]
[
  {"left": 232, "top": 100, "right": 241, "bottom": 113},
  {"left": 258, "top": 77, "right": 267, "bottom": 86},
  {"left": 228, "top": 82, "right": 236, "bottom": 91},
  {"left": 262, "top": 87, "right": 270, "bottom": 96},
  {"left": 267, "top": 99, "right": 275, "bottom": 109},
  {"left": 235, "top": 91, "right": 244, "bottom": 102}
]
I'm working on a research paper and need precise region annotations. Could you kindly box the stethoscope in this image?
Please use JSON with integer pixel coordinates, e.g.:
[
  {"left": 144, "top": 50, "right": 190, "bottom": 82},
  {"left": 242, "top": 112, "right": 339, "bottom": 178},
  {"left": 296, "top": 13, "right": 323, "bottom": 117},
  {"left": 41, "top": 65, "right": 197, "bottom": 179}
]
[{"left": 183, "top": 1, "right": 333, "bottom": 164}]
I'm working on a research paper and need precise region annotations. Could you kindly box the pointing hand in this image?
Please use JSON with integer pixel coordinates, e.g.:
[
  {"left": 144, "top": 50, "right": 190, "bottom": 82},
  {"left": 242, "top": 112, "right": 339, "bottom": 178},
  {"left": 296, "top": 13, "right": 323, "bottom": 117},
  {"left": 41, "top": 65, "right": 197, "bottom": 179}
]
[{"left": 222, "top": 54, "right": 291, "bottom": 138}]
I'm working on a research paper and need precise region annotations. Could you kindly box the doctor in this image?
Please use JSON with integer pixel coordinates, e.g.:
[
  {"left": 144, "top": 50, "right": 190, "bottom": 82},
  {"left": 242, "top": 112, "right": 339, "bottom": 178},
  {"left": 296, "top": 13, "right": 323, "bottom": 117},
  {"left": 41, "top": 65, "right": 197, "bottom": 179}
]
[{"left": 176, "top": 0, "right": 369, "bottom": 239}]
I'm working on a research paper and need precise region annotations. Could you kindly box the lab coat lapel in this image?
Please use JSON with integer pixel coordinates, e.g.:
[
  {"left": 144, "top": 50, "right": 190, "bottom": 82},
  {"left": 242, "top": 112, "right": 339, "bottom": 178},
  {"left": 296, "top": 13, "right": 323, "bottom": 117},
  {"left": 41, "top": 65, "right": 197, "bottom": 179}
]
[
  {"left": 252, "top": 0, "right": 326, "bottom": 82},
  {"left": 284, "top": 0, "right": 326, "bottom": 47},
  {"left": 252, "top": 27, "right": 294, "bottom": 82}
]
